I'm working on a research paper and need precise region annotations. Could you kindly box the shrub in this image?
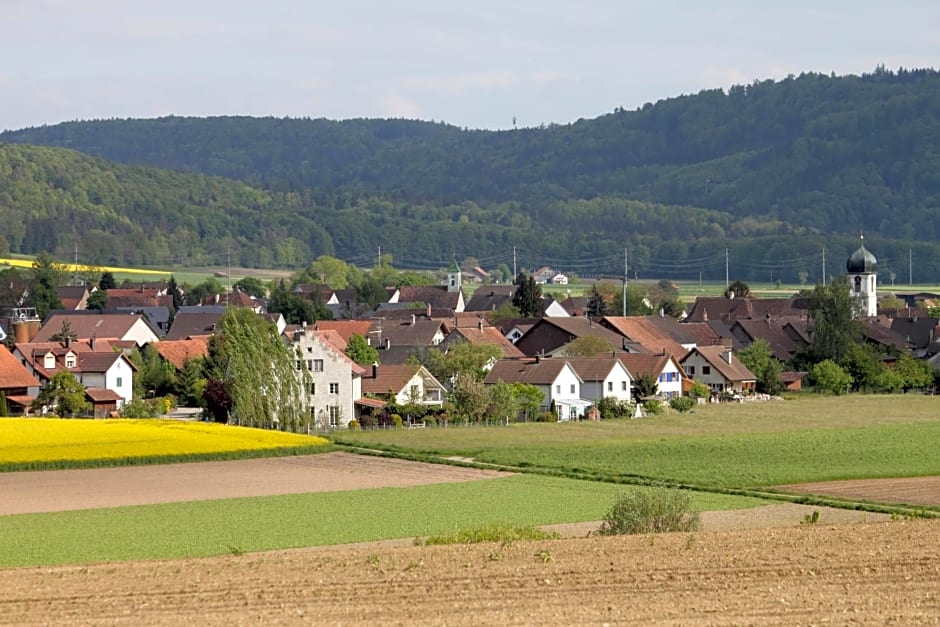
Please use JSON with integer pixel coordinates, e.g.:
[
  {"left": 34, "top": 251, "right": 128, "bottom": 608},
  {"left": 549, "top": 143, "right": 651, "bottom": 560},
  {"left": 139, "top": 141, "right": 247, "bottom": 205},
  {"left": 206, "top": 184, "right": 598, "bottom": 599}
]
[
  {"left": 595, "top": 396, "right": 632, "bottom": 419},
  {"left": 347, "top": 419, "right": 360, "bottom": 430},
  {"left": 536, "top": 410, "right": 557, "bottom": 422},
  {"left": 597, "top": 488, "right": 701, "bottom": 536},
  {"left": 642, "top": 399, "right": 664, "bottom": 415},
  {"left": 689, "top": 381, "right": 710, "bottom": 399},
  {"left": 417, "top": 524, "right": 559, "bottom": 546},
  {"left": 391, "top": 413, "right": 403, "bottom": 428},
  {"left": 669, "top": 397, "right": 695, "bottom": 413}
]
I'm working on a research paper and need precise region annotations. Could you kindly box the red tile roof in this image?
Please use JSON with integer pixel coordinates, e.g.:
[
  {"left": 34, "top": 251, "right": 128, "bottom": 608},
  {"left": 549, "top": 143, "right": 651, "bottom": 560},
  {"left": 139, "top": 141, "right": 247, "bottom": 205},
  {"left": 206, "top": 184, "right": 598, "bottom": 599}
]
[
  {"left": 154, "top": 338, "right": 210, "bottom": 370},
  {"left": 0, "top": 345, "right": 40, "bottom": 389}
]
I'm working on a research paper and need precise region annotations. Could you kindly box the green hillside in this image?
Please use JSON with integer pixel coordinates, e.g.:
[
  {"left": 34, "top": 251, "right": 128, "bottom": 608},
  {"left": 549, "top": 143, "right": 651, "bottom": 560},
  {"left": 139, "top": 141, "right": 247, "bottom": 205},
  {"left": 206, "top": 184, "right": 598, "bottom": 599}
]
[{"left": 3, "top": 67, "right": 940, "bottom": 279}]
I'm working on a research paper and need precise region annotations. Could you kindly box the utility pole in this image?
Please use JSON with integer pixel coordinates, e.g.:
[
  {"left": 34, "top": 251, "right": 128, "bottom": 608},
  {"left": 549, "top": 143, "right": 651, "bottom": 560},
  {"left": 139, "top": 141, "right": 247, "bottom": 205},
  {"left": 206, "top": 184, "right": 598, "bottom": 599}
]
[
  {"left": 909, "top": 249, "right": 913, "bottom": 285},
  {"left": 622, "top": 247, "right": 628, "bottom": 317},
  {"left": 822, "top": 248, "right": 826, "bottom": 286},
  {"left": 512, "top": 246, "right": 517, "bottom": 279},
  {"left": 725, "top": 248, "right": 729, "bottom": 288},
  {"left": 377, "top": 245, "right": 381, "bottom": 268}
]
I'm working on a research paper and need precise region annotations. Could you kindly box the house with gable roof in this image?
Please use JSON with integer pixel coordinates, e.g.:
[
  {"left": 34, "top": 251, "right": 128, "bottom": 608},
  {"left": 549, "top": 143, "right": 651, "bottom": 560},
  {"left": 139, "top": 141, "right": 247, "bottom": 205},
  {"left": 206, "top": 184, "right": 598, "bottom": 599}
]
[
  {"left": 514, "top": 317, "right": 637, "bottom": 357},
  {"left": 0, "top": 345, "right": 41, "bottom": 415},
  {"left": 617, "top": 352, "right": 685, "bottom": 400},
  {"left": 16, "top": 338, "right": 137, "bottom": 411},
  {"left": 485, "top": 357, "right": 591, "bottom": 421},
  {"left": 360, "top": 363, "right": 446, "bottom": 423},
  {"left": 565, "top": 357, "right": 633, "bottom": 404},
  {"left": 287, "top": 326, "right": 365, "bottom": 429},
  {"left": 680, "top": 346, "right": 757, "bottom": 396},
  {"left": 34, "top": 311, "right": 160, "bottom": 347}
]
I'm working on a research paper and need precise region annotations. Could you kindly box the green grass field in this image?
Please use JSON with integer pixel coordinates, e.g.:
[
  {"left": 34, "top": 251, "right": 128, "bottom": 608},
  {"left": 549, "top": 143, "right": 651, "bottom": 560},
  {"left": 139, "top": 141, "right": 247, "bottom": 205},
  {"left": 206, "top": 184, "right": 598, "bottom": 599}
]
[
  {"left": 335, "top": 395, "right": 940, "bottom": 488},
  {"left": 0, "top": 475, "right": 763, "bottom": 567}
]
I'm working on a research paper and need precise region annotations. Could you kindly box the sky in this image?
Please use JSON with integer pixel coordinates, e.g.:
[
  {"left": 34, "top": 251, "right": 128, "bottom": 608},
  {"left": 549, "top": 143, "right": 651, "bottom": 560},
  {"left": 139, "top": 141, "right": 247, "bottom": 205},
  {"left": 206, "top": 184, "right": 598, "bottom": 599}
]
[{"left": 2, "top": 0, "right": 939, "bottom": 132}]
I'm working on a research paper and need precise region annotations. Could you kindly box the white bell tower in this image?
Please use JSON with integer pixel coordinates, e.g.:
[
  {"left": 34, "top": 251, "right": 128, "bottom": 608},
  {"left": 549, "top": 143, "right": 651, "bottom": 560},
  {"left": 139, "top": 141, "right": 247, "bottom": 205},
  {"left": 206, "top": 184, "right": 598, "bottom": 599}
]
[{"left": 846, "top": 236, "right": 877, "bottom": 317}]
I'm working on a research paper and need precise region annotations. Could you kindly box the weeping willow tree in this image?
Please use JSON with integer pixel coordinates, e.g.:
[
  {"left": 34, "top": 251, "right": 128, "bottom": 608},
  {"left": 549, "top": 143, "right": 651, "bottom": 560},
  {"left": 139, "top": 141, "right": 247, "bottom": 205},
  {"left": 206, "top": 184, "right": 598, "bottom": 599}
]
[{"left": 220, "top": 307, "right": 312, "bottom": 432}]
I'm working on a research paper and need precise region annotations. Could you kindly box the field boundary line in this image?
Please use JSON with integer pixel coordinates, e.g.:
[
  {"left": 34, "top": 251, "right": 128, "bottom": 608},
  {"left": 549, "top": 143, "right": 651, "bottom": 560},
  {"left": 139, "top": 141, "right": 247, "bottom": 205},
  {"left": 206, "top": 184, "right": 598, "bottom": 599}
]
[{"left": 335, "top": 443, "right": 940, "bottom": 520}]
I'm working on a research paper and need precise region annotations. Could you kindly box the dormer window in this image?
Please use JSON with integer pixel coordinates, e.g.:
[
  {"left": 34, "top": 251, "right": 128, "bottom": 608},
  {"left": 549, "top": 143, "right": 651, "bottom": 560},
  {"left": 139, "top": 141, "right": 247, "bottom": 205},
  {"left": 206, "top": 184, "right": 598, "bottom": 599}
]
[
  {"left": 43, "top": 353, "right": 56, "bottom": 370},
  {"left": 65, "top": 352, "right": 76, "bottom": 369}
]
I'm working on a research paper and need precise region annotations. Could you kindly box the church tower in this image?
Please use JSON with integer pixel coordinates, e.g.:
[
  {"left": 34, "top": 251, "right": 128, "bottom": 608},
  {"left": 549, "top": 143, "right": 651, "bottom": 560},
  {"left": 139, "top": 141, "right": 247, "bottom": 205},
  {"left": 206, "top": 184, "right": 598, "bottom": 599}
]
[
  {"left": 447, "top": 259, "right": 462, "bottom": 293},
  {"left": 846, "top": 236, "right": 877, "bottom": 317}
]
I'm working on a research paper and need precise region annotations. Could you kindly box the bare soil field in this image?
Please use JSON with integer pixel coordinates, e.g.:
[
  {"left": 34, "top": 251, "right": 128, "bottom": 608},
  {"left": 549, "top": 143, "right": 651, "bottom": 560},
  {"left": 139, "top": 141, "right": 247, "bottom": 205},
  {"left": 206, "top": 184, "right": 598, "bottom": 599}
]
[
  {"left": 1, "top": 520, "right": 937, "bottom": 625},
  {"left": 0, "top": 452, "right": 511, "bottom": 515},
  {"left": 778, "top": 475, "right": 940, "bottom": 508}
]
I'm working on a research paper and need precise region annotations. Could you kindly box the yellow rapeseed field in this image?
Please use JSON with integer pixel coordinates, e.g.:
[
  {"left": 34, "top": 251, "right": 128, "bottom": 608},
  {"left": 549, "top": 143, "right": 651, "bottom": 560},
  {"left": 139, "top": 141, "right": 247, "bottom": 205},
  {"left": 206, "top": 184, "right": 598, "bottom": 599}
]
[
  {"left": 0, "top": 419, "right": 329, "bottom": 464},
  {"left": 0, "top": 257, "right": 170, "bottom": 276}
]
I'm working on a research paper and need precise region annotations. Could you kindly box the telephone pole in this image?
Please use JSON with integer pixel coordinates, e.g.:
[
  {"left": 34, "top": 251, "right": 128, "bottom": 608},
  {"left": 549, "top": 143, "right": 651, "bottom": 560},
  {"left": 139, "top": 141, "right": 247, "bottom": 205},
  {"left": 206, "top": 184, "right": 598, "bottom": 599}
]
[
  {"left": 622, "top": 247, "right": 628, "bottom": 317},
  {"left": 724, "top": 248, "right": 729, "bottom": 288},
  {"left": 822, "top": 248, "right": 826, "bottom": 286}
]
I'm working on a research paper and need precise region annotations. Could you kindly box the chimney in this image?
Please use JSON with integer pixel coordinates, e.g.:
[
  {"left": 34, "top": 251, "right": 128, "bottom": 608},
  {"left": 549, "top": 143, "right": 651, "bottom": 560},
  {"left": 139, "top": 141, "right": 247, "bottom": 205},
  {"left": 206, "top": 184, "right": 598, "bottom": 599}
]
[
  {"left": 302, "top": 320, "right": 307, "bottom": 330},
  {"left": 535, "top": 354, "right": 541, "bottom": 364},
  {"left": 384, "top": 338, "right": 391, "bottom": 350},
  {"left": 65, "top": 336, "right": 71, "bottom": 348},
  {"left": 411, "top": 314, "right": 416, "bottom": 326},
  {"left": 372, "top": 362, "right": 378, "bottom": 380},
  {"left": 725, "top": 349, "right": 733, "bottom": 365},
  {"left": 426, "top": 302, "right": 432, "bottom": 318},
  {"left": 90, "top": 335, "right": 95, "bottom": 350},
  {"left": 702, "top": 308, "right": 708, "bottom": 322},
  {"left": 478, "top": 318, "right": 484, "bottom": 331}
]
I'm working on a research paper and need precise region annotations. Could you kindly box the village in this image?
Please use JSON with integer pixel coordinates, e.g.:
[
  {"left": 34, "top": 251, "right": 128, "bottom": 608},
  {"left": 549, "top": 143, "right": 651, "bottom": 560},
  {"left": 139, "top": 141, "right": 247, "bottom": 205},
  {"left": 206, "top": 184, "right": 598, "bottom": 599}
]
[{"left": 1, "top": 240, "right": 937, "bottom": 427}]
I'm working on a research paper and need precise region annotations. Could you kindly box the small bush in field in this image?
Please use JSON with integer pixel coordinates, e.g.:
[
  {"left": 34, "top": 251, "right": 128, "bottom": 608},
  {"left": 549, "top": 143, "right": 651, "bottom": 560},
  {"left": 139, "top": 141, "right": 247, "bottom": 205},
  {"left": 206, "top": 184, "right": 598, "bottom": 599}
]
[
  {"left": 642, "top": 399, "right": 664, "bottom": 415},
  {"left": 669, "top": 397, "right": 695, "bottom": 413},
  {"left": 597, "top": 488, "right": 701, "bottom": 536}
]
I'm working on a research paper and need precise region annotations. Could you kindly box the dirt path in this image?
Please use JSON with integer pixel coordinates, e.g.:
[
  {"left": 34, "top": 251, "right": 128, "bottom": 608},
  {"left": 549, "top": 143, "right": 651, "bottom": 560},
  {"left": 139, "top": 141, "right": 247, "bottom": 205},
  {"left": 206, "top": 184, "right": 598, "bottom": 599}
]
[
  {"left": 1, "top": 520, "right": 936, "bottom": 625},
  {"left": 0, "top": 452, "right": 511, "bottom": 515}
]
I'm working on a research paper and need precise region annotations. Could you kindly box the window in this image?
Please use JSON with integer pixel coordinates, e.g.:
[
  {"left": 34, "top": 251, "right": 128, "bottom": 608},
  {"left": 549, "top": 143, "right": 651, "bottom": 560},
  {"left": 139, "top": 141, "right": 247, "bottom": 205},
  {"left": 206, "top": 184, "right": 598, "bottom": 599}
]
[
  {"left": 306, "top": 360, "right": 313, "bottom": 371},
  {"left": 314, "top": 359, "right": 324, "bottom": 372},
  {"left": 295, "top": 360, "right": 302, "bottom": 371},
  {"left": 65, "top": 354, "right": 76, "bottom": 368},
  {"left": 607, "top": 381, "right": 613, "bottom": 392},
  {"left": 702, "top": 366, "right": 711, "bottom": 375},
  {"left": 328, "top": 406, "right": 340, "bottom": 427},
  {"left": 410, "top": 384, "right": 419, "bottom": 399},
  {"left": 116, "top": 377, "right": 123, "bottom": 388},
  {"left": 310, "top": 383, "right": 316, "bottom": 395},
  {"left": 621, "top": 381, "right": 627, "bottom": 391},
  {"left": 555, "top": 384, "right": 560, "bottom": 394},
  {"left": 570, "top": 384, "right": 575, "bottom": 394},
  {"left": 686, "top": 365, "right": 695, "bottom": 376},
  {"left": 307, "top": 346, "right": 313, "bottom": 353},
  {"left": 329, "top": 382, "right": 339, "bottom": 394}
]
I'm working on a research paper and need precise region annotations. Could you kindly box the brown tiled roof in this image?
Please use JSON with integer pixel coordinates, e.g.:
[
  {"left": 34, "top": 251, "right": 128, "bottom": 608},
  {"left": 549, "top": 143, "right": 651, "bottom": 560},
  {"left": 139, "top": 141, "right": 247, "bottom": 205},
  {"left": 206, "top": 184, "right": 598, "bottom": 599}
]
[
  {"left": 313, "top": 320, "right": 373, "bottom": 343},
  {"left": 464, "top": 285, "right": 514, "bottom": 312},
  {"left": 105, "top": 288, "right": 171, "bottom": 309},
  {"left": 446, "top": 326, "right": 525, "bottom": 358},
  {"left": 732, "top": 319, "right": 801, "bottom": 361},
  {"left": 565, "top": 357, "right": 630, "bottom": 382},
  {"left": 166, "top": 311, "right": 224, "bottom": 340},
  {"left": 155, "top": 338, "right": 210, "bottom": 370},
  {"left": 515, "top": 317, "right": 629, "bottom": 357},
  {"left": 681, "top": 346, "right": 756, "bottom": 383},
  {"left": 372, "top": 318, "right": 445, "bottom": 347},
  {"left": 85, "top": 388, "right": 123, "bottom": 402},
  {"left": 56, "top": 286, "right": 89, "bottom": 310},
  {"left": 18, "top": 339, "right": 130, "bottom": 379},
  {"left": 0, "top": 345, "right": 40, "bottom": 389},
  {"left": 484, "top": 358, "right": 574, "bottom": 386},
  {"left": 600, "top": 316, "right": 688, "bottom": 358},
  {"left": 361, "top": 364, "right": 423, "bottom": 395},
  {"left": 33, "top": 313, "right": 150, "bottom": 343},
  {"left": 76, "top": 352, "right": 125, "bottom": 374},
  {"left": 397, "top": 286, "right": 462, "bottom": 310},
  {"left": 617, "top": 353, "right": 674, "bottom": 379},
  {"left": 685, "top": 296, "right": 810, "bottom": 323}
]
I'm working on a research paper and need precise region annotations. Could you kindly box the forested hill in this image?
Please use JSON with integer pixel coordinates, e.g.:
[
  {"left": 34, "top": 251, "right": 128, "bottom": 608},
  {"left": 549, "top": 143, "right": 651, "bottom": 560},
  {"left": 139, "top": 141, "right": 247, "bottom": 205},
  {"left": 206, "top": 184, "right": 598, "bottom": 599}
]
[{"left": 4, "top": 67, "right": 940, "bottom": 245}]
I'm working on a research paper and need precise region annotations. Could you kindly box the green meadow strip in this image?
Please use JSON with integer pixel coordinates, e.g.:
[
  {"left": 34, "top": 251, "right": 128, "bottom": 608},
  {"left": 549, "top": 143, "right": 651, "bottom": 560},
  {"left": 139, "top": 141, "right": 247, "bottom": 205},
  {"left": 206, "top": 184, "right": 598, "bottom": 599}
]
[
  {"left": 0, "top": 444, "right": 334, "bottom": 473},
  {"left": 0, "top": 475, "right": 764, "bottom": 568}
]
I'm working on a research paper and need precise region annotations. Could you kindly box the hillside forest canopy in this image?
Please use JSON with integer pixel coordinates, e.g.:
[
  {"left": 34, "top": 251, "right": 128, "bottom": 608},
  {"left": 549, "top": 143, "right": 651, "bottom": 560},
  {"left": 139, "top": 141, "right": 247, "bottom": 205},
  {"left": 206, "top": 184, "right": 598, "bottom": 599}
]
[{"left": 2, "top": 66, "right": 940, "bottom": 282}]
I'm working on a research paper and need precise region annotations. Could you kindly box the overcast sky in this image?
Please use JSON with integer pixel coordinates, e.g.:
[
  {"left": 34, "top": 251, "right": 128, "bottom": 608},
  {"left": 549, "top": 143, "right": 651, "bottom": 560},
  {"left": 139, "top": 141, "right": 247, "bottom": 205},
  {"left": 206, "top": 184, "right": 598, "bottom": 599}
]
[{"left": 3, "top": 0, "right": 938, "bottom": 132}]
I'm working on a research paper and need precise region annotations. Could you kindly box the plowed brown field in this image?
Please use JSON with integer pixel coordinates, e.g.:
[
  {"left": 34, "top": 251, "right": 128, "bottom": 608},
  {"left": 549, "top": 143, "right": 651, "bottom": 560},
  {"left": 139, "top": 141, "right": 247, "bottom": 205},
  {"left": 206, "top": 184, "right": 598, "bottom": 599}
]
[
  {"left": 1, "top": 521, "right": 938, "bottom": 625},
  {"left": 2, "top": 454, "right": 939, "bottom": 624}
]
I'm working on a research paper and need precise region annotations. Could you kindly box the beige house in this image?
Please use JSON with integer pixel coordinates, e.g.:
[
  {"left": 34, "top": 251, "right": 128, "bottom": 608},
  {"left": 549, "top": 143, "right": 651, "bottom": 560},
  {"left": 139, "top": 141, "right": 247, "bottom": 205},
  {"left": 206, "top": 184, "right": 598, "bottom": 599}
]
[
  {"left": 679, "top": 345, "right": 757, "bottom": 395},
  {"left": 287, "top": 326, "right": 365, "bottom": 429}
]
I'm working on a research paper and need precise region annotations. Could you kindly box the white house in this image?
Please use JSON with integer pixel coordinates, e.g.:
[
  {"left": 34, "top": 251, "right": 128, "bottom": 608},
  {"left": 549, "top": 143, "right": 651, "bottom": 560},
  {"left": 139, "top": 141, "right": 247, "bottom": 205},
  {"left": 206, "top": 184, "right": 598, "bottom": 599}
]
[
  {"left": 566, "top": 357, "right": 633, "bottom": 403},
  {"left": 287, "top": 327, "right": 365, "bottom": 429},
  {"left": 485, "top": 357, "right": 592, "bottom": 421},
  {"left": 618, "top": 353, "right": 685, "bottom": 399}
]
